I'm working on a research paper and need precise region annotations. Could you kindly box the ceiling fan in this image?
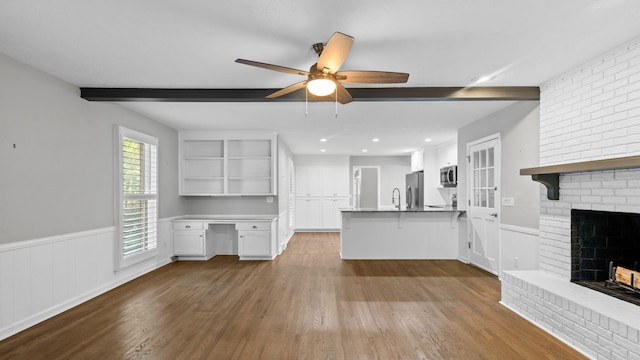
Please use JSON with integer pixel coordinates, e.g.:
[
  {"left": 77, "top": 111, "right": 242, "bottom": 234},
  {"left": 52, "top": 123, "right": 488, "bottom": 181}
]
[{"left": 235, "top": 32, "right": 409, "bottom": 104}]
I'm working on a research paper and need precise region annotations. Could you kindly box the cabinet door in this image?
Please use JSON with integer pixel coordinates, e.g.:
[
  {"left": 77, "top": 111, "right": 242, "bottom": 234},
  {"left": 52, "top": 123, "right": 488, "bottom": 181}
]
[
  {"left": 295, "top": 198, "right": 323, "bottom": 229},
  {"left": 322, "top": 198, "right": 349, "bottom": 229},
  {"left": 174, "top": 231, "right": 205, "bottom": 256},
  {"left": 238, "top": 231, "right": 271, "bottom": 257},
  {"left": 295, "top": 166, "right": 323, "bottom": 197},
  {"left": 322, "top": 166, "right": 350, "bottom": 197}
]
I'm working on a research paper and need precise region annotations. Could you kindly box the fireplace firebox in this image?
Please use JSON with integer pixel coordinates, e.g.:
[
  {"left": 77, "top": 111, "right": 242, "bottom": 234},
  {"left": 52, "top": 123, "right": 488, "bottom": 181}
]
[{"left": 571, "top": 209, "right": 640, "bottom": 305}]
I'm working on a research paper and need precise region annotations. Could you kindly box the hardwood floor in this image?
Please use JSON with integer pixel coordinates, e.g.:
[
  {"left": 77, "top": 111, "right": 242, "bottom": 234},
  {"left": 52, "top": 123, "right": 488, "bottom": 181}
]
[{"left": 0, "top": 232, "right": 586, "bottom": 359}]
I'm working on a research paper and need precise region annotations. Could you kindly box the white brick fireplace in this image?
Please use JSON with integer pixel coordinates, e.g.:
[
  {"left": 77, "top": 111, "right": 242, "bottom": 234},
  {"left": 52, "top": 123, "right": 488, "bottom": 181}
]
[{"left": 501, "top": 37, "right": 640, "bottom": 359}]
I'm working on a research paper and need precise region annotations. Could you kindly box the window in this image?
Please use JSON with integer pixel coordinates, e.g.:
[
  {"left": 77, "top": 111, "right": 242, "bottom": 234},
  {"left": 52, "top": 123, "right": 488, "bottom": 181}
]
[{"left": 115, "top": 126, "right": 158, "bottom": 271}]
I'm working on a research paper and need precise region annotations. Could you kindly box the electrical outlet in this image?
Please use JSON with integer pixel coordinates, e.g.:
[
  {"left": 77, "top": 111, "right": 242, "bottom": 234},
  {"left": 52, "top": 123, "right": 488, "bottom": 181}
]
[
  {"left": 514, "top": 257, "right": 519, "bottom": 268},
  {"left": 501, "top": 197, "right": 515, "bottom": 207},
  {"left": 266, "top": 196, "right": 274, "bottom": 203}
]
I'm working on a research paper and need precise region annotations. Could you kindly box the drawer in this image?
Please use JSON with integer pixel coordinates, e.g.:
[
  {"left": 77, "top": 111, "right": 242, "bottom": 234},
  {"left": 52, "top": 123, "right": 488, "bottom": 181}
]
[
  {"left": 173, "top": 221, "right": 204, "bottom": 231},
  {"left": 235, "top": 222, "right": 271, "bottom": 231}
]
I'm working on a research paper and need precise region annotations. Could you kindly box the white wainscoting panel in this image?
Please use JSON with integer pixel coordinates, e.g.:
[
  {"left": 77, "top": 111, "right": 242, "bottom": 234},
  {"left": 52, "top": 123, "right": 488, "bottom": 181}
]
[
  {"left": 0, "top": 217, "right": 174, "bottom": 341},
  {"left": 500, "top": 224, "right": 539, "bottom": 274}
]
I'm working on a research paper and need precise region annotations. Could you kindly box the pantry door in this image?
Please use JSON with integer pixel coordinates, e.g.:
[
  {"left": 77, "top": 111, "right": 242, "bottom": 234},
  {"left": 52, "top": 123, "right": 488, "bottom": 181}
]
[{"left": 467, "top": 134, "right": 501, "bottom": 275}]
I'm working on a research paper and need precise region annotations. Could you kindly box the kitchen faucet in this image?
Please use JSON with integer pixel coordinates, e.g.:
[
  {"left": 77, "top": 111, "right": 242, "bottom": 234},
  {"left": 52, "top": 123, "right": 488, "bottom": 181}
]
[{"left": 392, "top": 187, "right": 401, "bottom": 210}]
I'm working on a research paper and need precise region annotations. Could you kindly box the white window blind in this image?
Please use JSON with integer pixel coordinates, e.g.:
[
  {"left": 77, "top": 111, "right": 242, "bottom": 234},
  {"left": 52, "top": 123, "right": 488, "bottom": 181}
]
[{"left": 116, "top": 126, "right": 158, "bottom": 271}]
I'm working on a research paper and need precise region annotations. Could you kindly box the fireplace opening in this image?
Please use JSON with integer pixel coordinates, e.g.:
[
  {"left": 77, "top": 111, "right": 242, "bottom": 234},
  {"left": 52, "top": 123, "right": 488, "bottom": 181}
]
[{"left": 571, "top": 209, "right": 640, "bottom": 306}]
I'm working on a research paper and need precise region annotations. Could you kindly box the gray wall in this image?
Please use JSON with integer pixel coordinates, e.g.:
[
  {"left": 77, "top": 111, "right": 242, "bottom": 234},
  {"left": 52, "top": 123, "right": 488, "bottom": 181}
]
[
  {"left": 349, "top": 156, "right": 411, "bottom": 208},
  {"left": 457, "top": 101, "right": 540, "bottom": 229},
  {"left": 0, "top": 53, "right": 188, "bottom": 244}
]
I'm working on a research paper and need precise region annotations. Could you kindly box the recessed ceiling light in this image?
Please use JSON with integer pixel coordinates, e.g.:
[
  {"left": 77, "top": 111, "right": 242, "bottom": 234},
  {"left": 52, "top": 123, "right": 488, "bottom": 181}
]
[
  {"left": 362, "top": 149, "right": 368, "bottom": 153},
  {"left": 320, "top": 149, "right": 326, "bottom": 152},
  {"left": 424, "top": 138, "right": 432, "bottom": 142},
  {"left": 320, "top": 138, "right": 327, "bottom": 142},
  {"left": 372, "top": 138, "right": 379, "bottom": 142}
]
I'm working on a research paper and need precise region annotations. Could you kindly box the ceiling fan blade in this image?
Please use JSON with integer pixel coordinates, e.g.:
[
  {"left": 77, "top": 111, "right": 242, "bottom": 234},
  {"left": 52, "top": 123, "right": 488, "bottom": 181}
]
[
  {"left": 316, "top": 32, "right": 354, "bottom": 74},
  {"left": 335, "top": 70, "right": 409, "bottom": 84},
  {"left": 335, "top": 83, "right": 353, "bottom": 104},
  {"left": 235, "top": 59, "right": 310, "bottom": 76},
  {"left": 266, "top": 81, "right": 307, "bottom": 98}
]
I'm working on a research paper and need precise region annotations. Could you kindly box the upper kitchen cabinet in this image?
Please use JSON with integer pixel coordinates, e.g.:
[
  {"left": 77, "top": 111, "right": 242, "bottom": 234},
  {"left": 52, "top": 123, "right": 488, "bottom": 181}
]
[
  {"left": 321, "top": 166, "right": 350, "bottom": 197},
  {"left": 179, "top": 131, "right": 277, "bottom": 196},
  {"left": 295, "top": 165, "right": 323, "bottom": 197},
  {"left": 296, "top": 165, "right": 349, "bottom": 197}
]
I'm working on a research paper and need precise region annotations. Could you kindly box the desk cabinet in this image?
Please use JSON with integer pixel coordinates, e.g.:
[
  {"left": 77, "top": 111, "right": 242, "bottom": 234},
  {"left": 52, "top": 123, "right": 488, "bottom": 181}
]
[
  {"left": 236, "top": 222, "right": 276, "bottom": 260},
  {"left": 172, "top": 218, "right": 277, "bottom": 261},
  {"left": 173, "top": 222, "right": 208, "bottom": 257}
]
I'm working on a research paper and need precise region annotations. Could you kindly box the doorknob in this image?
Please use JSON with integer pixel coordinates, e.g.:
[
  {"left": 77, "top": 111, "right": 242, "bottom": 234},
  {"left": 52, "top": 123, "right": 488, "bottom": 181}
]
[{"left": 489, "top": 213, "right": 498, "bottom": 217}]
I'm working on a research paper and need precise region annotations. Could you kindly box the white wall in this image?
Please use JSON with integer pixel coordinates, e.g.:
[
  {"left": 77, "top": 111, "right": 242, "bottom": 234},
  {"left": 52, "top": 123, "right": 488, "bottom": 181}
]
[
  {"left": 0, "top": 53, "right": 184, "bottom": 340},
  {"left": 0, "top": 52, "right": 188, "bottom": 244}
]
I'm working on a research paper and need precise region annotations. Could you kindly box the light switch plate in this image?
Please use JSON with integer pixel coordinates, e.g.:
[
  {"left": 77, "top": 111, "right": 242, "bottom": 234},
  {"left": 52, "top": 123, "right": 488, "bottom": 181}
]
[{"left": 502, "top": 197, "right": 515, "bottom": 206}]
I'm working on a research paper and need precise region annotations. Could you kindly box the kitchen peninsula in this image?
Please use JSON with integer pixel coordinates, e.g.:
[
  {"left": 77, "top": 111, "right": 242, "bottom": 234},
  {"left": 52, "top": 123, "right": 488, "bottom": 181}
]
[{"left": 340, "top": 207, "right": 464, "bottom": 259}]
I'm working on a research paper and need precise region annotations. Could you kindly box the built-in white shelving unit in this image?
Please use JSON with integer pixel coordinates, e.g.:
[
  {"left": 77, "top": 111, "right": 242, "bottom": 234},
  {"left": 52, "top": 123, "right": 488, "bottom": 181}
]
[{"left": 179, "top": 131, "right": 277, "bottom": 196}]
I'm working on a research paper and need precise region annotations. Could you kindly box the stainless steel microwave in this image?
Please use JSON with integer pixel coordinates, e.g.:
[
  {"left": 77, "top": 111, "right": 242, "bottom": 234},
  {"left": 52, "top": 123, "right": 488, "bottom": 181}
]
[{"left": 440, "top": 165, "right": 457, "bottom": 187}]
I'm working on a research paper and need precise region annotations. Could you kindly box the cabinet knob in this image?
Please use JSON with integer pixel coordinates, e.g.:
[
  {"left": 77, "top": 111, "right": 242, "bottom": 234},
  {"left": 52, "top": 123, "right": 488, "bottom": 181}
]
[
  {"left": 185, "top": 225, "right": 191, "bottom": 229},
  {"left": 252, "top": 225, "right": 257, "bottom": 229}
]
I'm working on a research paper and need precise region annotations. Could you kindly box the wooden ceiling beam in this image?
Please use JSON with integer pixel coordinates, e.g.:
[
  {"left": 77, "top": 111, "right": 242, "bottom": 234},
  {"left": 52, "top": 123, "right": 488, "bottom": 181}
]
[{"left": 80, "top": 86, "right": 539, "bottom": 102}]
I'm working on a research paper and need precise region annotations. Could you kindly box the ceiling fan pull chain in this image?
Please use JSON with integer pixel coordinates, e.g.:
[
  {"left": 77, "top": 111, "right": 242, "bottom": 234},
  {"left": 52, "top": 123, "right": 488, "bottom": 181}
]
[{"left": 305, "top": 87, "right": 308, "bottom": 117}]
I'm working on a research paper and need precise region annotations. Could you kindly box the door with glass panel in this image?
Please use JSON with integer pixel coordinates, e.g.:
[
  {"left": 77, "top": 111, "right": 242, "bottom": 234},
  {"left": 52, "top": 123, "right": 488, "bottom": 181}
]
[{"left": 467, "top": 135, "right": 500, "bottom": 275}]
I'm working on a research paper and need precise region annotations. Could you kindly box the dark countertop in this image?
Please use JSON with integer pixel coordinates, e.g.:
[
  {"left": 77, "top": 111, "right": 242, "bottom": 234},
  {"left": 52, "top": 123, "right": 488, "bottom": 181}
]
[{"left": 341, "top": 206, "right": 463, "bottom": 213}]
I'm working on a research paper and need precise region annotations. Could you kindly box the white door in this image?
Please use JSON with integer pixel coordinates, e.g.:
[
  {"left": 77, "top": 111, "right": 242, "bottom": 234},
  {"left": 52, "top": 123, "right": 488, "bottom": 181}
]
[{"left": 467, "top": 135, "right": 500, "bottom": 275}]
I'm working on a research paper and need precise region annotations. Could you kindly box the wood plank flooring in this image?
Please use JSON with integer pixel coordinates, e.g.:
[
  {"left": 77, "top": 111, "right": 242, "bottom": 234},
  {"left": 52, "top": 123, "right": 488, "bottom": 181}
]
[{"left": 0, "top": 232, "right": 586, "bottom": 359}]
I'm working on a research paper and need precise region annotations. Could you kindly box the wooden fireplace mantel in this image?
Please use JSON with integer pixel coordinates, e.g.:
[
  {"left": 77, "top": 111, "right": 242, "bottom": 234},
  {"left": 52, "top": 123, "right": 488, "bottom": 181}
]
[{"left": 520, "top": 155, "right": 640, "bottom": 200}]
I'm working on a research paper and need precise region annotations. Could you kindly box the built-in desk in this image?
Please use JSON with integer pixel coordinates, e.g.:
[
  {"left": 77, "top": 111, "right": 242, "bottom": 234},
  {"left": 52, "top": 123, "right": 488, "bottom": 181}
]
[{"left": 172, "top": 215, "right": 278, "bottom": 261}]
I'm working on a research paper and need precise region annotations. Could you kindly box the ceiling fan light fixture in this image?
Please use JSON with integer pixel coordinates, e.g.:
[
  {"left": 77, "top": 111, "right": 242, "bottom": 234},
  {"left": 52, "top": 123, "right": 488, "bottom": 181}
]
[{"left": 307, "top": 78, "right": 336, "bottom": 96}]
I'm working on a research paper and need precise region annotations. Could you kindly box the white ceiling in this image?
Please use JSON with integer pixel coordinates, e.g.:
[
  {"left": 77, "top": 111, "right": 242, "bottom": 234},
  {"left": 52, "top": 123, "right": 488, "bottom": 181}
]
[{"left": 2, "top": 0, "right": 640, "bottom": 155}]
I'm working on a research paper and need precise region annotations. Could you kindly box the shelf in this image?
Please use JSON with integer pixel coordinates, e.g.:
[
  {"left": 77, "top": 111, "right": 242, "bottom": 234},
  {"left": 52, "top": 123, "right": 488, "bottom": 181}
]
[
  {"left": 184, "top": 177, "right": 225, "bottom": 180},
  {"left": 520, "top": 155, "right": 640, "bottom": 200},
  {"left": 227, "top": 156, "right": 271, "bottom": 160},
  {"left": 184, "top": 156, "right": 224, "bottom": 160},
  {"left": 179, "top": 132, "right": 276, "bottom": 196}
]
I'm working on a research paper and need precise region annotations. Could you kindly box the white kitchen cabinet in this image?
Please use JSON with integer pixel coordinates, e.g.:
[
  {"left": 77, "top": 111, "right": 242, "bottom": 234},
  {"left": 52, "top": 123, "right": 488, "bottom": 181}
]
[
  {"left": 321, "top": 166, "right": 350, "bottom": 197},
  {"left": 179, "top": 131, "right": 277, "bottom": 196},
  {"left": 295, "top": 166, "right": 323, "bottom": 196},
  {"left": 322, "top": 197, "right": 349, "bottom": 229},
  {"left": 295, "top": 198, "right": 323, "bottom": 229},
  {"left": 236, "top": 222, "right": 276, "bottom": 260},
  {"left": 173, "top": 222, "right": 209, "bottom": 257},
  {"left": 174, "top": 231, "right": 206, "bottom": 256},
  {"left": 295, "top": 164, "right": 350, "bottom": 230}
]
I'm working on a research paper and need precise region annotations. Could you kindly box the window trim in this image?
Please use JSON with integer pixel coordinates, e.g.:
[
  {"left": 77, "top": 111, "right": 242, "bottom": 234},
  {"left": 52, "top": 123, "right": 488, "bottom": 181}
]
[{"left": 114, "top": 126, "right": 159, "bottom": 272}]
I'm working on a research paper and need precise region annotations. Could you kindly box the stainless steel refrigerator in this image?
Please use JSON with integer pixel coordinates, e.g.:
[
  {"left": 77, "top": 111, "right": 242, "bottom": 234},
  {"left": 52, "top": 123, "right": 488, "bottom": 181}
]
[{"left": 405, "top": 170, "right": 424, "bottom": 211}]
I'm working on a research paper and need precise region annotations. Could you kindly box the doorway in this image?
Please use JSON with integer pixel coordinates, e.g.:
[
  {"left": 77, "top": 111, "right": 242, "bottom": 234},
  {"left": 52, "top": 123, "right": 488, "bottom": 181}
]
[
  {"left": 466, "top": 134, "right": 501, "bottom": 275},
  {"left": 352, "top": 166, "right": 380, "bottom": 209}
]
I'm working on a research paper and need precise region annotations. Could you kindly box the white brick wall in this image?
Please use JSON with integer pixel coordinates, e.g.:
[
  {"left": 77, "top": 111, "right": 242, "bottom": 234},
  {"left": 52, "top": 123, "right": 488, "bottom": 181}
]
[
  {"left": 540, "top": 37, "right": 640, "bottom": 166},
  {"left": 504, "top": 35, "right": 640, "bottom": 360}
]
